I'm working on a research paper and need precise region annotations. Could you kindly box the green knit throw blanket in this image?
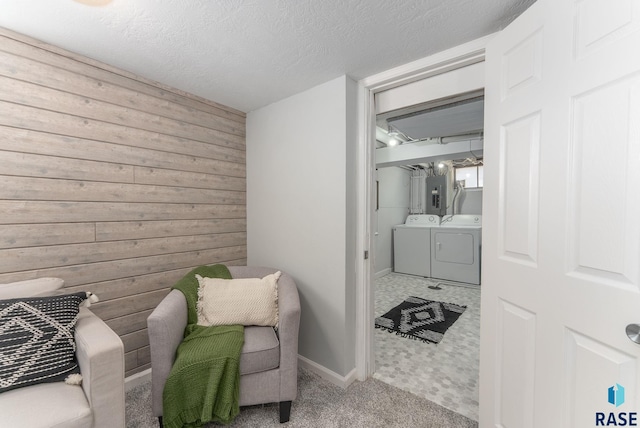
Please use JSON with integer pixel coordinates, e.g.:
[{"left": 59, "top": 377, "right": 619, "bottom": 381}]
[{"left": 162, "top": 265, "right": 244, "bottom": 428}]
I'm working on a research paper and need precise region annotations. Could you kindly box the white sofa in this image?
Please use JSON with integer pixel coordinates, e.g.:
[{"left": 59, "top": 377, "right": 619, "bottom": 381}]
[{"left": 0, "top": 278, "right": 125, "bottom": 428}]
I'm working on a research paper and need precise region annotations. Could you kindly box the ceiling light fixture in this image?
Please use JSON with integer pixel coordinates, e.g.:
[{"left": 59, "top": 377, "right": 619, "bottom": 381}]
[
  {"left": 388, "top": 138, "right": 398, "bottom": 147},
  {"left": 387, "top": 124, "right": 399, "bottom": 138}
]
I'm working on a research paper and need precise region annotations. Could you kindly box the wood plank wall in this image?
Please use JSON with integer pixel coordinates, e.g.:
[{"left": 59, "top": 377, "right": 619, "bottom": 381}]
[{"left": 0, "top": 28, "right": 247, "bottom": 377}]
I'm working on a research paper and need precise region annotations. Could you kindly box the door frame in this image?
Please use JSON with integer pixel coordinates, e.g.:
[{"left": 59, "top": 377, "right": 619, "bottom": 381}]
[{"left": 354, "top": 34, "right": 495, "bottom": 380}]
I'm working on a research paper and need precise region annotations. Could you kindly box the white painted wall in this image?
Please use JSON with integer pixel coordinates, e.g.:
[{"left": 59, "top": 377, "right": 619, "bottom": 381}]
[
  {"left": 374, "top": 167, "right": 410, "bottom": 276},
  {"left": 459, "top": 188, "right": 483, "bottom": 214},
  {"left": 246, "top": 75, "right": 357, "bottom": 378}
]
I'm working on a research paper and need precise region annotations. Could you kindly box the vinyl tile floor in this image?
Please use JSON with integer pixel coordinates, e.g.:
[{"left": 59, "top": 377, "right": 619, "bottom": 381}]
[{"left": 373, "top": 273, "right": 481, "bottom": 421}]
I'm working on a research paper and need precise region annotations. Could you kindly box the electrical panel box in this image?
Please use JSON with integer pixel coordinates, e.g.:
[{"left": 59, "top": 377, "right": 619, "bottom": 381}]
[{"left": 426, "top": 175, "right": 447, "bottom": 216}]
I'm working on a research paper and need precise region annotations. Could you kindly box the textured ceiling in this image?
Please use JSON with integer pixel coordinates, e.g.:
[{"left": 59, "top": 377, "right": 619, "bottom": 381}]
[{"left": 0, "top": 0, "right": 535, "bottom": 113}]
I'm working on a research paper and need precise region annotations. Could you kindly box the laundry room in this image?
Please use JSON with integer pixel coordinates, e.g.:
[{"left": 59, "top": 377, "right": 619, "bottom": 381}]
[
  {"left": 371, "top": 62, "right": 485, "bottom": 420},
  {"left": 374, "top": 96, "right": 484, "bottom": 283}
]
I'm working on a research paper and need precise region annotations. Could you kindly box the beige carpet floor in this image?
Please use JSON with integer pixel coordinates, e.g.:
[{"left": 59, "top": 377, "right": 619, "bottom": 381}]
[{"left": 125, "top": 367, "right": 477, "bottom": 428}]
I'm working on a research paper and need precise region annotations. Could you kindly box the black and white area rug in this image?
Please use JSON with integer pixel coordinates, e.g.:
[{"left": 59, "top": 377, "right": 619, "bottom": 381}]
[{"left": 375, "top": 297, "right": 467, "bottom": 344}]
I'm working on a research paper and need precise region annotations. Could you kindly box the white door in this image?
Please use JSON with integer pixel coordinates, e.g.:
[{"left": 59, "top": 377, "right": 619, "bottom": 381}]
[{"left": 480, "top": 0, "right": 640, "bottom": 426}]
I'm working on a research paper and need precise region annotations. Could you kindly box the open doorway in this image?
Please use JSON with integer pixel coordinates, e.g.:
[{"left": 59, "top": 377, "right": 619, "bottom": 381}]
[
  {"left": 354, "top": 42, "right": 491, "bottom": 423},
  {"left": 372, "top": 94, "right": 484, "bottom": 421}
]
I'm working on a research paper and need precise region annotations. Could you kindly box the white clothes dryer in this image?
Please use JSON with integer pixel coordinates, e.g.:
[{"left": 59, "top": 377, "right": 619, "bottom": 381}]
[
  {"left": 393, "top": 214, "right": 440, "bottom": 277},
  {"left": 431, "top": 215, "right": 482, "bottom": 285}
]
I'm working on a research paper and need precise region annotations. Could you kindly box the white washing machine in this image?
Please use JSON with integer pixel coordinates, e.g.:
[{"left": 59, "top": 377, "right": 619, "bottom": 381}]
[
  {"left": 431, "top": 215, "right": 482, "bottom": 285},
  {"left": 393, "top": 214, "right": 440, "bottom": 277}
]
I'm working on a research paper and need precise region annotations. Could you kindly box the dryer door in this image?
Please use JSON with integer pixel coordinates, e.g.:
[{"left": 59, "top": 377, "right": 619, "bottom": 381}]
[
  {"left": 431, "top": 229, "right": 481, "bottom": 284},
  {"left": 433, "top": 231, "right": 475, "bottom": 264}
]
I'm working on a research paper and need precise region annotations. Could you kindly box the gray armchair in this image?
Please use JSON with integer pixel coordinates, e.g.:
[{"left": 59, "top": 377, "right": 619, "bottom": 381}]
[
  {"left": 147, "top": 266, "right": 301, "bottom": 425},
  {"left": 0, "top": 278, "right": 125, "bottom": 428}
]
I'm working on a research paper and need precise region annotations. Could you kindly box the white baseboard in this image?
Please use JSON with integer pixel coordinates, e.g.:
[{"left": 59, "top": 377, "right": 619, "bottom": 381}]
[
  {"left": 297, "top": 355, "right": 357, "bottom": 389},
  {"left": 127, "top": 358, "right": 358, "bottom": 392},
  {"left": 375, "top": 268, "right": 391, "bottom": 279},
  {"left": 125, "top": 368, "right": 152, "bottom": 392}
]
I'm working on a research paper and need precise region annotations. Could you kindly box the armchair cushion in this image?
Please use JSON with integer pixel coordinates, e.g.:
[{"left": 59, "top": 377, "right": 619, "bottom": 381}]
[
  {"left": 195, "top": 272, "right": 280, "bottom": 327},
  {"left": 0, "top": 381, "right": 92, "bottom": 428},
  {"left": 0, "top": 292, "right": 88, "bottom": 393},
  {"left": 240, "top": 326, "right": 280, "bottom": 375}
]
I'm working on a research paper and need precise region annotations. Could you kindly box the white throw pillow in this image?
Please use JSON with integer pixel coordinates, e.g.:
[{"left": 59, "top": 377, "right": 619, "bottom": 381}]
[
  {"left": 195, "top": 272, "right": 281, "bottom": 327},
  {"left": 0, "top": 277, "right": 64, "bottom": 299}
]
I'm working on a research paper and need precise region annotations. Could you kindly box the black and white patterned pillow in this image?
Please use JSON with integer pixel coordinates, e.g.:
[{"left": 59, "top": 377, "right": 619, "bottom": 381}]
[{"left": 0, "top": 292, "right": 87, "bottom": 393}]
